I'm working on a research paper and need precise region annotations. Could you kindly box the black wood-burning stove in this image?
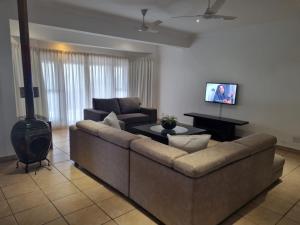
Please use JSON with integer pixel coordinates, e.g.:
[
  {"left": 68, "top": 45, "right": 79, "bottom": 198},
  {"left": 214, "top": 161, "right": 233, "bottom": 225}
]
[{"left": 10, "top": 0, "right": 51, "bottom": 173}]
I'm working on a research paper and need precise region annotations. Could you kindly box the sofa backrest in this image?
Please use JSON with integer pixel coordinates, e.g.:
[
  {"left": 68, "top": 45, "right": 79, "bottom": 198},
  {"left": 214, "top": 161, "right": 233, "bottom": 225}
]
[
  {"left": 173, "top": 142, "right": 251, "bottom": 178},
  {"left": 130, "top": 138, "right": 188, "bottom": 168},
  {"left": 118, "top": 97, "right": 141, "bottom": 114},
  {"left": 173, "top": 133, "right": 276, "bottom": 178},
  {"left": 129, "top": 133, "right": 277, "bottom": 179},
  {"left": 92, "top": 98, "right": 121, "bottom": 115},
  {"left": 97, "top": 126, "right": 139, "bottom": 149},
  {"left": 234, "top": 133, "right": 277, "bottom": 154},
  {"left": 76, "top": 120, "right": 108, "bottom": 136},
  {"left": 76, "top": 120, "right": 140, "bottom": 149}
]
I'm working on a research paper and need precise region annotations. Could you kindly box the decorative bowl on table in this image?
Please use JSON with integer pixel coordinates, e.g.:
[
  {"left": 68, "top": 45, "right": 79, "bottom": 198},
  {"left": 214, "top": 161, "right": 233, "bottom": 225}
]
[{"left": 160, "top": 115, "right": 177, "bottom": 130}]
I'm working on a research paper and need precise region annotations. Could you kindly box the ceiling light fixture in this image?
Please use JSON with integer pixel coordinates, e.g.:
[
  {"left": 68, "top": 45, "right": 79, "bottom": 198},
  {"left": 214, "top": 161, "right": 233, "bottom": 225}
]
[{"left": 196, "top": 18, "right": 200, "bottom": 23}]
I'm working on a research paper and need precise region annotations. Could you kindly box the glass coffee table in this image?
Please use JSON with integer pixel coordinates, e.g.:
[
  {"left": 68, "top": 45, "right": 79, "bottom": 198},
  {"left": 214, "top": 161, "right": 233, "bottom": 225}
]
[{"left": 131, "top": 123, "right": 207, "bottom": 144}]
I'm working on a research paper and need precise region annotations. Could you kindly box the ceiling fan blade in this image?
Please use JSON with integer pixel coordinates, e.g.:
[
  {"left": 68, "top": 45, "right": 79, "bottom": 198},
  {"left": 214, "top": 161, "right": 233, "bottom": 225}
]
[
  {"left": 148, "top": 20, "right": 163, "bottom": 27},
  {"left": 171, "top": 15, "right": 201, "bottom": 19},
  {"left": 214, "top": 15, "right": 237, "bottom": 20},
  {"left": 210, "top": 0, "right": 227, "bottom": 14}
]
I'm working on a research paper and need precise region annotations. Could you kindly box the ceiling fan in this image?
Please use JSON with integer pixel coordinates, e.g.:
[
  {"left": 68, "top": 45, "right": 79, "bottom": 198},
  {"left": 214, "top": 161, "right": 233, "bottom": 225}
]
[
  {"left": 172, "top": 0, "right": 236, "bottom": 22},
  {"left": 137, "top": 9, "right": 162, "bottom": 33}
]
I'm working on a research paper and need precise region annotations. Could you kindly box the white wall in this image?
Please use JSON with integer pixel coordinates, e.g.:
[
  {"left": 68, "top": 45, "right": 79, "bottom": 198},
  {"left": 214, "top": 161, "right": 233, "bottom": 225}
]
[
  {"left": 159, "top": 19, "right": 300, "bottom": 150},
  {"left": 0, "top": 0, "right": 162, "bottom": 158}
]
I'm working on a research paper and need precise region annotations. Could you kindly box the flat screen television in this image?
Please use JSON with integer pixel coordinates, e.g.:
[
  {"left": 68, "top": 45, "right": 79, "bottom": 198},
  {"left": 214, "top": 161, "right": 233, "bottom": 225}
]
[{"left": 205, "top": 82, "right": 238, "bottom": 105}]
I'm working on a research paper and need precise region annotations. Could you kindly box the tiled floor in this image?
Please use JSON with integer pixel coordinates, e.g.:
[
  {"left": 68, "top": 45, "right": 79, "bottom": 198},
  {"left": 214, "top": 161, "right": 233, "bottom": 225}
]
[{"left": 0, "top": 129, "right": 299, "bottom": 225}]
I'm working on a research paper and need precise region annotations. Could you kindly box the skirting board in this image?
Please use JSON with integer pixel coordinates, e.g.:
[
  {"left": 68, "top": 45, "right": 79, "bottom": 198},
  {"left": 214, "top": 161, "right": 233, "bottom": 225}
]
[
  {"left": 276, "top": 145, "right": 300, "bottom": 153},
  {"left": 0, "top": 154, "right": 17, "bottom": 162}
]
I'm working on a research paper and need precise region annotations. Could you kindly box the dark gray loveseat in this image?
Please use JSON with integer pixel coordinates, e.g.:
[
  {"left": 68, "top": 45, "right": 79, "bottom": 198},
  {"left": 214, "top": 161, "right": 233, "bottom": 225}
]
[{"left": 84, "top": 97, "right": 157, "bottom": 131}]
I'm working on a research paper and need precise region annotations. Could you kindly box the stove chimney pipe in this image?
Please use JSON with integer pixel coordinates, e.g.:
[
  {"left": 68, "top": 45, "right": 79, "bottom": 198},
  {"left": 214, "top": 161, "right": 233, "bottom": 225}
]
[{"left": 17, "top": 0, "right": 35, "bottom": 120}]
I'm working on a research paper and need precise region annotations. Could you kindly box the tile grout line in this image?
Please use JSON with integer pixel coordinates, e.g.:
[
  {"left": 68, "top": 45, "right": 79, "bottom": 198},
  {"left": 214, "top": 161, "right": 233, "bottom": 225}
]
[
  {"left": 51, "top": 134, "right": 153, "bottom": 224},
  {"left": 1, "top": 187, "right": 20, "bottom": 225},
  {"left": 282, "top": 164, "right": 300, "bottom": 178},
  {"left": 54, "top": 162, "right": 136, "bottom": 223},
  {"left": 27, "top": 170, "right": 72, "bottom": 225},
  {"left": 275, "top": 199, "right": 300, "bottom": 225},
  {"left": 50, "top": 160, "right": 118, "bottom": 223}
]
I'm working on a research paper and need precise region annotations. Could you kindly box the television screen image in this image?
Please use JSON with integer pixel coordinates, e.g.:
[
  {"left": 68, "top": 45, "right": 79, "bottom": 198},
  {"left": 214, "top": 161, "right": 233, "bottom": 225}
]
[{"left": 205, "top": 83, "right": 238, "bottom": 105}]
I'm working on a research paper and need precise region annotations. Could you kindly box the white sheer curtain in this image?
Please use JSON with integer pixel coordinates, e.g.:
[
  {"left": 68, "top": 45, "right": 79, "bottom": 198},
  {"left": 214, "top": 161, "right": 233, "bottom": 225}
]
[
  {"left": 11, "top": 44, "right": 48, "bottom": 118},
  {"left": 40, "top": 50, "right": 87, "bottom": 127},
  {"left": 12, "top": 46, "right": 130, "bottom": 128},
  {"left": 88, "top": 55, "right": 129, "bottom": 106},
  {"left": 129, "top": 57, "right": 154, "bottom": 107}
]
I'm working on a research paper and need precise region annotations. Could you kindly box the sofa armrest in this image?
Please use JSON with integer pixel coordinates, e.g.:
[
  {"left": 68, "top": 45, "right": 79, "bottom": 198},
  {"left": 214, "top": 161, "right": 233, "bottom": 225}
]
[
  {"left": 140, "top": 107, "right": 157, "bottom": 123},
  {"left": 84, "top": 108, "right": 108, "bottom": 121}
]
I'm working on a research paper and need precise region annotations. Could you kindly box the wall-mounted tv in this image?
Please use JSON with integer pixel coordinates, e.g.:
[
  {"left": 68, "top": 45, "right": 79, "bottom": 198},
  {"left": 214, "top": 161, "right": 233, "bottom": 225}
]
[{"left": 205, "top": 82, "right": 238, "bottom": 105}]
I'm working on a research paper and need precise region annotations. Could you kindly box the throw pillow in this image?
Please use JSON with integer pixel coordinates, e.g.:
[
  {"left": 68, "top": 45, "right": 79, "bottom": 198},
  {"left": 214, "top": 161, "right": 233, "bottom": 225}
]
[
  {"left": 167, "top": 134, "right": 211, "bottom": 153},
  {"left": 103, "top": 112, "right": 121, "bottom": 129}
]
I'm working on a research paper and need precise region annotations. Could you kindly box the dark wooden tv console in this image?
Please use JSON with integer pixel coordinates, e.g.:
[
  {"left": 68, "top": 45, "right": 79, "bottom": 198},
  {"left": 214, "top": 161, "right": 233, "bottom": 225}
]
[{"left": 184, "top": 113, "right": 249, "bottom": 141}]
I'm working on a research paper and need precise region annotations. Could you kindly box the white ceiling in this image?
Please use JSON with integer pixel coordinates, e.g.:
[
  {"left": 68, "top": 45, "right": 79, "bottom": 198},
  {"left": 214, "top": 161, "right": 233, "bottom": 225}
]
[{"left": 40, "top": 0, "right": 300, "bottom": 33}]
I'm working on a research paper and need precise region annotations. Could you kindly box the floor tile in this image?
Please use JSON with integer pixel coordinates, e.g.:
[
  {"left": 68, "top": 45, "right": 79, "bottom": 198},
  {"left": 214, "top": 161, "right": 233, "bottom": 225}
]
[
  {"left": 54, "top": 161, "right": 74, "bottom": 171},
  {"left": 52, "top": 192, "right": 93, "bottom": 215},
  {"left": 114, "top": 209, "right": 157, "bottom": 225},
  {"left": 278, "top": 217, "right": 300, "bottom": 225},
  {"left": 2, "top": 179, "right": 39, "bottom": 199},
  {"left": 0, "top": 161, "right": 24, "bottom": 176},
  {"left": 48, "top": 152, "right": 70, "bottom": 164},
  {"left": 7, "top": 190, "right": 49, "bottom": 213},
  {"left": 41, "top": 181, "right": 79, "bottom": 201},
  {"left": 44, "top": 217, "right": 69, "bottom": 225},
  {"left": 254, "top": 193, "right": 295, "bottom": 215},
  {"left": 0, "top": 216, "right": 18, "bottom": 225},
  {"left": 56, "top": 142, "right": 70, "bottom": 155},
  {"left": 0, "top": 173, "right": 32, "bottom": 188},
  {"left": 282, "top": 159, "right": 300, "bottom": 176},
  {"left": 33, "top": 171, "right": 69, "bottom": 189},
  {"left": 221, "top": 213, "right": 257, "bottom": 225},
  {"left": 0, "top": 191, "right": 4, "bottom": 202},
  {"left": 60, "top": 167, "right": 86, "bottom": 180},
  {"left": 268, "top": 183, "right": 300, "bottom": 203},
  {"left": 83, "top": 186, "right": 115, "bottom": 203},
  {"left": 72, "top": 176, "right": 101, "bottom": 190},
  {"left": 103, "top": 221, "right": 118, "bottom": 225},
  {"left": 29, "top": 166, "right": 60, "bottom": 177},
  {"left": 65, "top": 205, "right": 110, "bottom": 225},
  {"left": 286, "top": 204, "right": 300, "bottom": 223},
  {"left": 244, "top": 205, "right": 282, "bottom": 225},
  {"left": 97, "top": 196, "right": 134, "bottom": 219},
  {"left": 15, "top": 202, "right": 60, "bottom": 225},
  {"left": 0, "top": 201, "right": 12, "bottom": 219},
  {"left": 283, "top": 167, "right": 300, "bottom": 185}
]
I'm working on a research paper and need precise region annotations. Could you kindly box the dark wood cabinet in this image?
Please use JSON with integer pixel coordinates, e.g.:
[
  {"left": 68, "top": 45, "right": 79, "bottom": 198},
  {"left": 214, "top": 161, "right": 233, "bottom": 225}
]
[{"left": 184, "top": 113, "right": 249, "bottom": 141}]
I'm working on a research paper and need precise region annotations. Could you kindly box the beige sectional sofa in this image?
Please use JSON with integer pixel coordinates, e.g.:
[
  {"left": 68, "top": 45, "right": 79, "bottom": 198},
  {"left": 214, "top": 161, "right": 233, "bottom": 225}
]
[{"left": 70, "top": 120, "right": 285, "bottom": 225}]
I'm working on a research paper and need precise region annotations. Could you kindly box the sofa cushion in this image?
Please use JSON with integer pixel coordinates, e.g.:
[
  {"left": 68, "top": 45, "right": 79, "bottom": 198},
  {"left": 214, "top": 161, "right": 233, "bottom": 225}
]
[
  {"left": 76, "top": 120, "right": 108, "bottom": 136},
  {"left": 97, "top": 126, "right": 139, "bottom": 149},
  {"left": 235, "top": 133, "right": 277, "bottom": 154},
  {"left": 93, "top": 98, "right": 121, "bottom": 115},
  {"left": 130, "top": 139, "right": 187, "bottom": 168},
  {"left": 117, "top": 113, "right": 150, "bottom": 124},
  {"left": 174, "top": 142, "right": 251, "bottom": 178},
  {"left": 167, "top": 134, "right": 211, "bottom": 153},
  {"left": 103, "top": 112, "right": 121, "bottom": 129},
  {"left": 118, "top": 97, "right": 141, "bottom": 114}
]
